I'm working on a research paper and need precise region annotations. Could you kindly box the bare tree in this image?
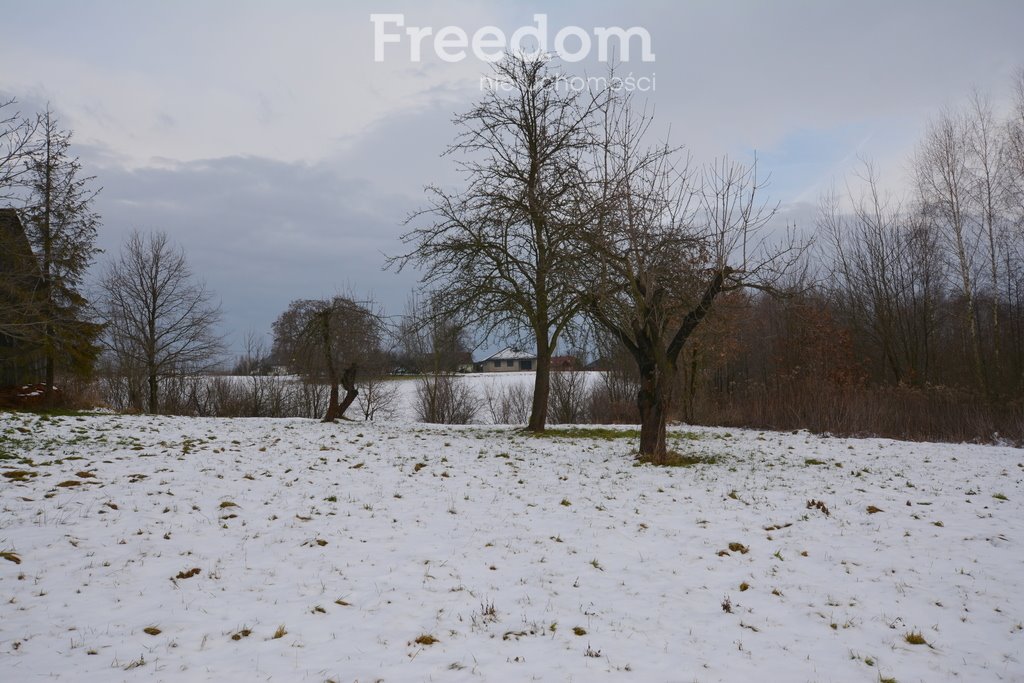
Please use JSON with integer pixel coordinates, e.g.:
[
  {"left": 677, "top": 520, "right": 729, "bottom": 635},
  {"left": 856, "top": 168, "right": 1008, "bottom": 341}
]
[
  {"left": 915, "top": 108, "right": 988, "bottom": 392},
  {"left": 1005, "top": 70, "right": 1024, "bottom": 389},
  {"left": 395, "top": 293, "right": 472, "bottom": 374},
  {"left": 271, "top": 296, "right": 383, "bottom": 422},
  {"left": 100, "top": 230, "right": 223, "bottom": 413},
  {"left": 965, "top": 90, "right": 1013, "bottom": 383},
  {"left": 1006, "top": 69, "right": 1024, "bottom": 221},
  {"left": 233, "top": 330, "right": 273, "bottom": 416},
  {"left": 355, "top": 374, "right": 400, "bottom": 421},
  {"left": 820, "top": 163, "right": 943, "bottom": 385},
  {"left": 390, "top": 54, "right": 601, "bottom": 432},
  {"left": 0, "top": 98, "right": 38, "bottom": 202},
  {"left": 583, "top": 100, "right": 802, "bottom": 462}
]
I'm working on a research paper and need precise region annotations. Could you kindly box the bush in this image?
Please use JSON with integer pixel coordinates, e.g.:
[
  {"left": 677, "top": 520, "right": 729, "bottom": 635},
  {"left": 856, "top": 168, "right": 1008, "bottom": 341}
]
[
  {"left": 414, "top": 373, "right": 478, "bottom": 424},
  {"left": 355, "top": 376, "right": 401, "bottom": 421},
  {"left": 482, "top": 379, "right": 532, "bottom": 424},
  {"left": 693, "top": 378, "right": 1024, "bottom": 444},
  {"left": 548, "top": 369, "right": 590, "bottom": 424},
  {"left": 587, "top": 366, "right": 639, "bottom": 424}
]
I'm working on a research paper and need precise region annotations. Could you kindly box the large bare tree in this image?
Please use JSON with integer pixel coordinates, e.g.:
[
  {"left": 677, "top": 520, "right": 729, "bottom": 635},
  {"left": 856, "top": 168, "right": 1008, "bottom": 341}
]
[
  {"left": 583, "top": 102, "right": 801, "bottom": 462},
  {"left": 100, "top": 230, "right": 223, "bottom": 414},
  {"left": 391, "top": 54, "right": 601, "bottom": 432}
]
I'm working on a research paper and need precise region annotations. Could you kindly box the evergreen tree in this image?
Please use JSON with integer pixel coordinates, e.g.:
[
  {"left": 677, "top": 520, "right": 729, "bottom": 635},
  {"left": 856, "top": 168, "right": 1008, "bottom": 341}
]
[{"left": 22, "top": 107, "right": 102, "bottom": 391}]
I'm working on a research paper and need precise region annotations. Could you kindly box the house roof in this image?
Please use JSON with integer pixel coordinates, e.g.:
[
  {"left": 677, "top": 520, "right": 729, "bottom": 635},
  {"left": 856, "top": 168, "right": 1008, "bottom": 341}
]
[
  {"left": 478, "top": 347, "right": 536, "bottom": 363},
  {"left": 0, "top": 208, "right": 36, "bottom": 279}
]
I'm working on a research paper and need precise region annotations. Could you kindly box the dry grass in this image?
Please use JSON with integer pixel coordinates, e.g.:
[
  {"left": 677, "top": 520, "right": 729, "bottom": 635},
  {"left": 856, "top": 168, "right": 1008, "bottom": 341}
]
[{"left": 904, "top": 630, "right": 928, "bottom": 645}]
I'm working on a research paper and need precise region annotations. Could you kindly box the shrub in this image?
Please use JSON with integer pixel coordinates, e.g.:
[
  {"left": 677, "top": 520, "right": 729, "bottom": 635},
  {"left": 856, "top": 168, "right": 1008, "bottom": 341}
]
[
  {"left": 482, "top": 379, "right": 532, "bottom": 424},
  {"left": 414, "top": 373, "right": 478, "bottom": 424}
]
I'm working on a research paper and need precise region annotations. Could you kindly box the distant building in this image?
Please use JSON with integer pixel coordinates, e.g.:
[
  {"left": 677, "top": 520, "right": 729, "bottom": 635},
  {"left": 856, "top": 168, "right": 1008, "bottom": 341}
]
[
  {"left": 0, "top": 208, "right": 44, "bottom": 387},
  {"left": 476, "top": 347, "right": 536, "bottom": 372}
]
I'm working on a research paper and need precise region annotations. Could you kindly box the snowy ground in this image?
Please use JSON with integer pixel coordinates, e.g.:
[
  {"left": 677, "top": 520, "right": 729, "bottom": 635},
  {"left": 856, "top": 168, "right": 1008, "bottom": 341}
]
[{"left": 1, "top": 410, "right": 1022, "bottom": 682}]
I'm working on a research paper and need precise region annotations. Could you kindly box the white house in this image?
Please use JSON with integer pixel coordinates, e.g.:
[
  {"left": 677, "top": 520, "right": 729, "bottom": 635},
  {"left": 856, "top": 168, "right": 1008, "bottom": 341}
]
[{"left": 476, "top": 347, "right": 536, "bottom": 372}]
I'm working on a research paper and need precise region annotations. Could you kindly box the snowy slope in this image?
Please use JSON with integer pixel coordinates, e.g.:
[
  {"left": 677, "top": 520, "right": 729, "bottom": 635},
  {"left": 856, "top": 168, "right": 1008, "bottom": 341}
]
[{"left": 1, "top": 411, "right": 1022, "bottom": 682}]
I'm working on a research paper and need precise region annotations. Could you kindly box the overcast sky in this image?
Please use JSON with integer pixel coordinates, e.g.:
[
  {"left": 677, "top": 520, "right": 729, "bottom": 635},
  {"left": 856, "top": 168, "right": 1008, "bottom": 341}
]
[{"left": 2, "top": 1, "right": 1023, "bottom": 357}]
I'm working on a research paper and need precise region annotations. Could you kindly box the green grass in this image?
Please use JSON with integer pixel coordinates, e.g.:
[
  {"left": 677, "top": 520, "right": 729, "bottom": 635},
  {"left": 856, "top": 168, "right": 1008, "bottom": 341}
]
[
  {"left": 536, "top": 427, "right": 641, "bottom": 440},
  {"left": 1, "top": 407, "right": 100, "bottom": 417},
  {"left": 636, "top": 450, "right": 718, "bottom": 467}
]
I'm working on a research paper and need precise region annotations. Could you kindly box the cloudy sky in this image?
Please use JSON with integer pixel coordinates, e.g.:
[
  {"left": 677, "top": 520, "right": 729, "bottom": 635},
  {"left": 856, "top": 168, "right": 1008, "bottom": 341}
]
[{"left": 2, "top": 0, "right": 1023, "bottom": 357}]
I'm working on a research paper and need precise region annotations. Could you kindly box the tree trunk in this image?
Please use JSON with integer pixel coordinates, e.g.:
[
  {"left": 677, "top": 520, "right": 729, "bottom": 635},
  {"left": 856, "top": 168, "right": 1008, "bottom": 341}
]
[
  {"left": 323, "top": 363, "right": 358, "bottom": 422},
  {"left": 319, "top": 309, "right": 340, "bottom": 423},
  {"left": 637, "top": 365, "right": 669, "bottom": 463},
  {"left": 323, "top": 382, "right": 339, "bottom": 422},
  {"left": 44, "top": 345, "right": 54, "bottom": 398},
  {"left": 148, "top": 373, "right": 158, "bottom": 414},
  {"left": 528, "top": 338, "right": 551, "bottom": 432},
  {"left": 337, "top": 363, "right": 359, "bottom": 417}
]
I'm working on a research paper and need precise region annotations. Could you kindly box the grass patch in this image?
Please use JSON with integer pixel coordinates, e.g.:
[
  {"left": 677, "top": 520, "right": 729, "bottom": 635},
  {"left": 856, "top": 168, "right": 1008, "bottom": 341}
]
[
  {"left": 272, "top": 625, "right": 287, "bottom": 639},
  {"left": 414, "top": 634, "right": 439, "bottom": 645},
  {"left": 537, "top": 427, "right": 640, "bottom": 440},
  {"left": 2, "top": 470, "right": 37, "bottom": 481},
  {"left": 637, "top": 450, "right": 718, "bottom": 467},
  {"left": 572, "top": 626, "right": 587, "bottom": 636},
  {"left": 1, "top": 551, "right": 21, "bottom": 564},
  {"left": 904, "top": 631, "right": 928, "bottom": 645}
]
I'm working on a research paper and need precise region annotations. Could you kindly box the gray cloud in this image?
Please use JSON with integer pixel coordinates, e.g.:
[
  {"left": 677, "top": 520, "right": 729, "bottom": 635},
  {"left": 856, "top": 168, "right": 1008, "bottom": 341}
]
[
  {"left": 4, "top": 1, "right": 1024, "bottom": 356},
  {"left": 89, "top": 154, "right": 421, "bottom": 354}
]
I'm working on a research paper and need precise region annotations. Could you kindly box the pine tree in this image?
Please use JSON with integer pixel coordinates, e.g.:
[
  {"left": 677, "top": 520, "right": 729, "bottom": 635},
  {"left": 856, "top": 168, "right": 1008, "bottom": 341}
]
[{"left": 22, "top": 107, "right": 102, "bottom": 392}]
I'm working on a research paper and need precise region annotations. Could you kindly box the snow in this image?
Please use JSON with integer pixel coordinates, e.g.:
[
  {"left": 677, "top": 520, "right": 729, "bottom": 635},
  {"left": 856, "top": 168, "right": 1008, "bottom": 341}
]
[{"left": 1, "top": 405, "right": 1022, "bottom": 682}]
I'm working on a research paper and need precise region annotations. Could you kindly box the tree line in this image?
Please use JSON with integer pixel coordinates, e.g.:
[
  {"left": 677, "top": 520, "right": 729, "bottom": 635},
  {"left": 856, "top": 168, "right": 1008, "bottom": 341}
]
[
  {"left": 392, "top": 56, "right": 1024, "bottom": 456},
  {"left": 3, "top": 58, "right": 1022, "bottom": 455}
]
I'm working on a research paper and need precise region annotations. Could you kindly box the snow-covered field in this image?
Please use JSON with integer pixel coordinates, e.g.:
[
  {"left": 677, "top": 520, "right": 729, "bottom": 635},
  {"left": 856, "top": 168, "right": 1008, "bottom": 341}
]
[{"left": 1, "top": 409, "right": 1022, "bottom": 682}]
